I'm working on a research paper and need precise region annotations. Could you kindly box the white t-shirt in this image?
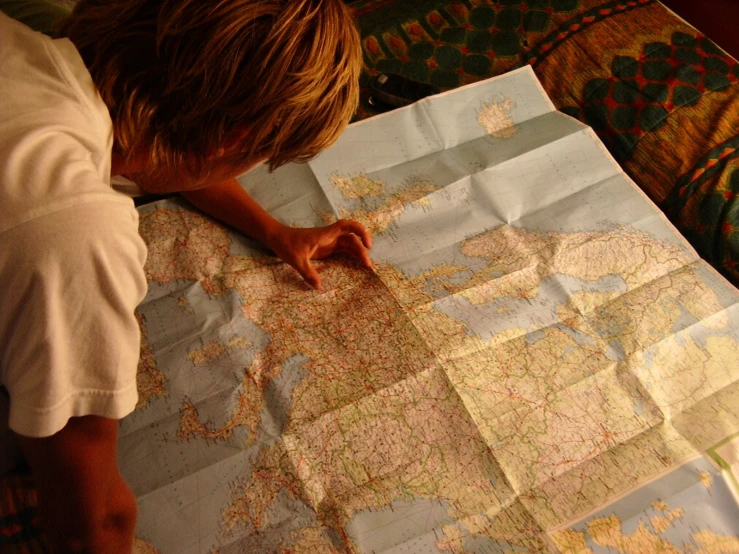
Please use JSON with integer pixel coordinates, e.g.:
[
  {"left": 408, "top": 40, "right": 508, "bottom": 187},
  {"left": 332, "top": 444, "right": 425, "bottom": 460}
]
[{"left": 0, "top": 12, "right": 148, "bottom": 440}]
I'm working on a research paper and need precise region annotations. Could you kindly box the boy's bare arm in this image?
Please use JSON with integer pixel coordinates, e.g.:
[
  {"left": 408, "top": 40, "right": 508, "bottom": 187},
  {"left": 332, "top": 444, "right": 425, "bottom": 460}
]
[
  {"left": 181, "top": 178, "right": 372, "bottom": 289},
  {"left": 17, "top": 415, "right": 137, "bottom": 554}
]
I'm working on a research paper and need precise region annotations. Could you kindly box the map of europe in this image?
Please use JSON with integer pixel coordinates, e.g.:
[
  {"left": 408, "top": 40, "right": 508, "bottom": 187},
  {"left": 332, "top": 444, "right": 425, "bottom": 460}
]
[{"left": 121, "top": 67, "right": 739, "bottom": 553}]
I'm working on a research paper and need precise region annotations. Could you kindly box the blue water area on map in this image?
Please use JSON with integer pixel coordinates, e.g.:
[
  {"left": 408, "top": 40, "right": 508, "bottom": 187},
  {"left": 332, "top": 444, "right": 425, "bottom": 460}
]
[
  {"left": 670, "top": 300, "right": 739, "bottom": 350},
  {"left": 565, "top": 457, "right": 739, "bottom": 551},
  {"left": 346, "top": 498, "right": 455, "bottom": 553},
  {"left": 120, "top": 280, "right": 270, "bottom": 497},
  {"left": 464, "top": 534, "right": 533, "bottom": 553},
  {"left": 260, "top": 353, "right": 310, "bottom": 438},
  {"left": 433, "top": 273, "right": 626, "bottom": 343},
  {"left": 141, "top": 281, "right": 268, "bottom": 409}
]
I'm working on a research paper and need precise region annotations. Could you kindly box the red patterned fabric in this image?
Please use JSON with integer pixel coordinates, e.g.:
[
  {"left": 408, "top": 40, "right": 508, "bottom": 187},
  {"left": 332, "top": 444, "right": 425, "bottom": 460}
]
[{"left": 0, "top": 470, "right": 49, "bottom": 553}]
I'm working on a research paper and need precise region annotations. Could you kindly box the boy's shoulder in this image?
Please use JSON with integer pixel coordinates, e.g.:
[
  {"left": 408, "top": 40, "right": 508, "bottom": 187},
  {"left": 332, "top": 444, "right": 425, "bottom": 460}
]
[
  {"left": 0, "top": 10, "right": 52, "bottom": 62},
  {"left": 0, "top": 10, "right": 109, "bottom": 133},
  {"left": 0, "top": 11, "right": 117, "bottom": 228}
]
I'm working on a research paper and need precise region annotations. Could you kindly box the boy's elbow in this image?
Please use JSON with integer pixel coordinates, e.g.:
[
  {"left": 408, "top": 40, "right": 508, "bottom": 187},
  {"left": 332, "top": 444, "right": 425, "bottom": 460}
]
[
  {"left": 60, "top": 482, "right": 138, "bottom": 554},
  {"left": 18, "top": 416, "right": 138, "bottom": 554}
]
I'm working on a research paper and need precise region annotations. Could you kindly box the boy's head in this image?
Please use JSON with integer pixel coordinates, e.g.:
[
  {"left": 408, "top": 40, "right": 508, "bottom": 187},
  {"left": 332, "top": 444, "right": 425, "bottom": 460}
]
[{"left": 59, "top": 0, "right": 361, "bottom": 176}]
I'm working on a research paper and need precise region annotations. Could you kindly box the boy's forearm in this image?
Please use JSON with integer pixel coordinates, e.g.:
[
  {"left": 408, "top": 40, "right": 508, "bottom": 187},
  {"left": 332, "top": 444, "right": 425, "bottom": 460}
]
[
  {"left": 180, "top": 178, "right": 285, "bottom": 247},
  {"left": 17, "top": 416, "right": 137, "bottom": 554},
  {"left": 182, "top": 177, "right": 373, "bottom": 290}
]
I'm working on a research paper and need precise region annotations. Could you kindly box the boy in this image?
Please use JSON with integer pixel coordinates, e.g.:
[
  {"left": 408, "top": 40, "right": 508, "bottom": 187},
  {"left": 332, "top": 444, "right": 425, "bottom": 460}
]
[{"left": 0, "top": 0, "right": 371, "bottom": 551}]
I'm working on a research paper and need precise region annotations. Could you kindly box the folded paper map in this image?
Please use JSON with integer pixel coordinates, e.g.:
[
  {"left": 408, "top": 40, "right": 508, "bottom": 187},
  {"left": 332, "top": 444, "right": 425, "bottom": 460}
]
[{"left": 123, "top": 66, "right": 739, "bottom": 553}]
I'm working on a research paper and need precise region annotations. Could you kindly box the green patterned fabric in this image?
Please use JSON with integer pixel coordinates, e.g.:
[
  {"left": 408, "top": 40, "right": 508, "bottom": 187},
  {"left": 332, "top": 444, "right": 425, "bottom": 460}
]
[
  {"left": 0, "top": 0, "right": 70, "bottom": 35},
  {"left": 0, "top": 469, "right": 48, "bottom": 553}
]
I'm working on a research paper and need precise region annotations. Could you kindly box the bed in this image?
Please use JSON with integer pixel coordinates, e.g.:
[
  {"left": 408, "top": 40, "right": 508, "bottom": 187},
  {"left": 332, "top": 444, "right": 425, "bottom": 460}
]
[{"left": 2, "top": 1, "right": 739, "bottom": 552}]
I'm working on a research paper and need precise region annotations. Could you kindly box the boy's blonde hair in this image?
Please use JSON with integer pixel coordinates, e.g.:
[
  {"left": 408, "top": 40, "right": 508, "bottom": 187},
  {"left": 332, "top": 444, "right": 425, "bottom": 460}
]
[{"left": 59, "top": 0, "right": 361, "bottom": 172}]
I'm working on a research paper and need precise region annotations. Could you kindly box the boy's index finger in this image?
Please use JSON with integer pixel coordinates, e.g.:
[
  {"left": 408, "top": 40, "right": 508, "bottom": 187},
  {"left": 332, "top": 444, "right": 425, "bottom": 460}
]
[
  {"left": 336, "top": 219, "right": 372, "bottom": 248},
  {"left": 338, "top": 233, "right": 373, "bottom": 268},
  {"left": 294, "top": 257, "right": 322, "bottom": 290}
]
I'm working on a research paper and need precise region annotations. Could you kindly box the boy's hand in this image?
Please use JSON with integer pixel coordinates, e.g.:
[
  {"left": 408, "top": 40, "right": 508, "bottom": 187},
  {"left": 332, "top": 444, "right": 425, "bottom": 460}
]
[
  {"left": 180, "top": 179, "right": 373, "bottom": 289},
  {"left": 267, "top": 220, "right": 372, "bottom": 289}
]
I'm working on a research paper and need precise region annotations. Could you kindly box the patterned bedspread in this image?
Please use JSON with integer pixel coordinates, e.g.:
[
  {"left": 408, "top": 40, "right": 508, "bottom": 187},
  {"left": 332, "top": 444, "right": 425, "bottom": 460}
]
[
  {"left": 350, "top": 0, "right": 739, "bottom": 286},
  {"left": 2, "top": 1, "right": 738, "bottom": 551}
]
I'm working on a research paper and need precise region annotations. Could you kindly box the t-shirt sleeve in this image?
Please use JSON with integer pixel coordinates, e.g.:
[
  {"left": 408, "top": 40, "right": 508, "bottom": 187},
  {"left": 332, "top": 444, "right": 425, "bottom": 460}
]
[{"left": 0, "top": 199, "right": 148, "bottom": 438}]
